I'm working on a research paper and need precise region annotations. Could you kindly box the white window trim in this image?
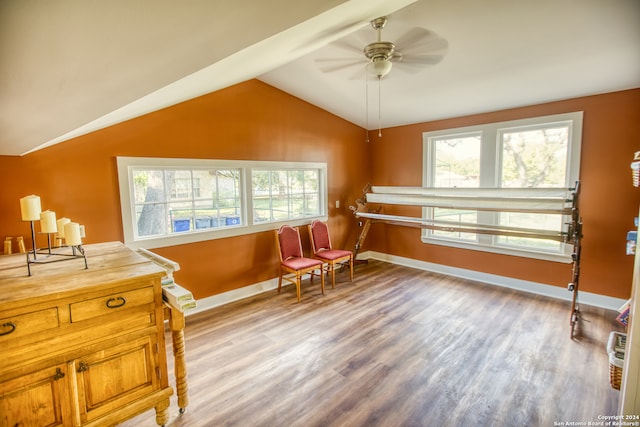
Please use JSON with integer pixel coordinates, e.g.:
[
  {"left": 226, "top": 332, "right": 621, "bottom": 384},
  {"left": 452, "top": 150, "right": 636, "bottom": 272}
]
[
  {"left": 421, "top": 111, "right": 583, "bottom": 263},
  {"left": 117, "top": 157, "right": 328, "bottom": 250}
]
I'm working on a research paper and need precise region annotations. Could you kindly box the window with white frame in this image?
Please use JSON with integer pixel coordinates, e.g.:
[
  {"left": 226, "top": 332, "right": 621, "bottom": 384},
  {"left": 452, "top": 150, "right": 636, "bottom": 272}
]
[
  {"left": 422, "top": 112, "right": 582, "bottom": 262},
  {"left": 252, "top": 169, "right": 321, "bottom": 223},
  {"left": 132, "top": 168, "right": 242, "bottom": 237},
  {"left": 117, "top": 157, "right": 327, "bottom": 249}
]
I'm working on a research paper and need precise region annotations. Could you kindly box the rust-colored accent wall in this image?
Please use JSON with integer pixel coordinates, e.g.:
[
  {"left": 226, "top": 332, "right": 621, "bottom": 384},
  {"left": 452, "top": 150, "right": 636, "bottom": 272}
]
[
  {"left": 0, "top": 80, "right": 370, "bottom": 299},
  {"left": 365, "top": 89, "right": 640, "bottom": 299}
]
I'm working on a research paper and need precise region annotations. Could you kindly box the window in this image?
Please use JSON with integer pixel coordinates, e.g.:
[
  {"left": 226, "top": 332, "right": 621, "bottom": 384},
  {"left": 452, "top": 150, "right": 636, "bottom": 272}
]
[
  {"left": 431, "top": 133, "right": 481, "bottom": 241},
  {"left": 423, "top": 112, "right": 582, "bottom": 262},
  {"left": 118, "top": 157, "right": 327, "bottom": 249},
  {"left": 133, "top": 168, "right": 241, "bottom": 237},
  {"left": 252, "top": 169, "right": 320, "bottom": 223}
]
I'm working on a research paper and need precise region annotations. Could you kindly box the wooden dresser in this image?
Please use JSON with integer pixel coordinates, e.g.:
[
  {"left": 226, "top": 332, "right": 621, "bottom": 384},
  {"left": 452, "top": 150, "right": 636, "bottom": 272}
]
[{"left": 0, "top": 242, "right": 172, "bottom": 427}]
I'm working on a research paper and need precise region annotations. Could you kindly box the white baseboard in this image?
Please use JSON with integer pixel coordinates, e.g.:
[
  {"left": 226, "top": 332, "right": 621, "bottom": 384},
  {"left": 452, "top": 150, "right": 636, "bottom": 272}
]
[
  {"left": 362, "top": 250, "right": 626, "bottom": 311},
  {"left": 183, "top": 278, "right": 280, "bottom": 316},
  {"left": 183, "top": 251, "right": 626, "bottom": 317}
]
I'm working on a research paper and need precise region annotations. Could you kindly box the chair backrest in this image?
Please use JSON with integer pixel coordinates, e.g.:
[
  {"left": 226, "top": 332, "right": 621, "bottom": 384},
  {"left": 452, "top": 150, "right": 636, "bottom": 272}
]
[
  {"left": 309, "top": 220, "right": 332, "bottom": 253},
  {"left": 276, "top": 225, "right": 303, "bottom": 261}
]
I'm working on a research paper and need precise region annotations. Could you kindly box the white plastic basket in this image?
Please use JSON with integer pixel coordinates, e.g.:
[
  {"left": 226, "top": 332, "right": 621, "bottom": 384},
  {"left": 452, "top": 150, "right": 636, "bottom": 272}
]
[{"left": 607, "top": 331, "right": 626, "bottom": 390}]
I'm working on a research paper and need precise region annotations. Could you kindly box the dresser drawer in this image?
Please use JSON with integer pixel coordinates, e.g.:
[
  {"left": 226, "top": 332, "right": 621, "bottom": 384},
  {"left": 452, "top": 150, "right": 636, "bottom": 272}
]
[
  {"left": 0, "top": 307, "right": 59, "bottom": 341},
  {"left": 70, "top": 286, "right": 155, "bottom": 323}
]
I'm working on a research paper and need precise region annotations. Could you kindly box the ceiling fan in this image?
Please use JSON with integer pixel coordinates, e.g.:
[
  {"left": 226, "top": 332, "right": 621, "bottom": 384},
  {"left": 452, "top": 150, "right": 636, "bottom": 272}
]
[
  {"left": 317, "top": 16, "right": 449, "bottom": 80},
  {"left": 316, "top": 16, "right": 448, "bottom": 140}
]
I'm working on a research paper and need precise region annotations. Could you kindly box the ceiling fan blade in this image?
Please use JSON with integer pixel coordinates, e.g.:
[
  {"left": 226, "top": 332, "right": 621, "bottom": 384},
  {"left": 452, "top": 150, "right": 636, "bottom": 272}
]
[
  {"left": 392, "top": 61, "right": 438, "bottom": 74},
  {"left": 397, "top": 53, "right": 446, "bottom": 66},
  {"left": 315, "top": 57, "right": 366, "bottom": 73},
  {"left": 395, "top": 28, "right": 448, "bottom": 54},
  {"left": 315, "top": 35, "right": 368, "bottom": 73},
  {"left": 394, "top": 27, "right": 436, "bottom": 50},
  {"left": 401, "top": 38, "right": 449, "bottom": 56},
  {"left": 330, "top": 39, "right": 365, "bottom": 55},
  {"left": 391, "top": 26, "right": 448, "bottom": 74}
]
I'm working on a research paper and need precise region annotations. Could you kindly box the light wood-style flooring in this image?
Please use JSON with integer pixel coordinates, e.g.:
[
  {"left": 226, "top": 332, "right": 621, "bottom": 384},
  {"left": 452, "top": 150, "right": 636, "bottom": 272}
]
[{"left": 123, "top": 260, "right": 623, "bottom": 427}]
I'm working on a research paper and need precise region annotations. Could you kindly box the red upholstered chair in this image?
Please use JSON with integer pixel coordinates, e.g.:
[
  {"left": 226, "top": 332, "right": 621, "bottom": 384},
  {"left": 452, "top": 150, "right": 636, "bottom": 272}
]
[
  {"left": 275, "top": 225, "right": 325, "bottom": 303},
  {"left": 308, "top": 220, "right": 354, "bottom": 288}
]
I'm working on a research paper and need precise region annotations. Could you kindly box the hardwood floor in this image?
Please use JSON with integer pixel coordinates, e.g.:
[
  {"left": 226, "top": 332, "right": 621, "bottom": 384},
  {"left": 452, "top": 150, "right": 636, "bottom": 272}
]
[{"left": 122, "top": 260, "right": 623, "bottom": 427}]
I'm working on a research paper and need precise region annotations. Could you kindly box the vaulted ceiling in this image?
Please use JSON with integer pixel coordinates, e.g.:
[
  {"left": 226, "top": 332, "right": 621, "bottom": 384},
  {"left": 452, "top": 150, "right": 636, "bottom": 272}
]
[{"left": 1, "top": 0, "right": 639, "bottom": 156}]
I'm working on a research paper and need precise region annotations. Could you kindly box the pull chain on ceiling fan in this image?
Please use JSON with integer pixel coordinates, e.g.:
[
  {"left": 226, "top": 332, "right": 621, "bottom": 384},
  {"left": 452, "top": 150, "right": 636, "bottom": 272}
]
[{"left": 316, "top": 16, "right": 448, "bottom": 141}]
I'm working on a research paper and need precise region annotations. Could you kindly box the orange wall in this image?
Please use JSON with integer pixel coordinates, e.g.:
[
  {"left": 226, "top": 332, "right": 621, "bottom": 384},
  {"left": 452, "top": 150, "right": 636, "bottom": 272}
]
[
  {"left": 0, "top": 80, "right": 370, "bottom": 299},
  {"left": 1, "top": 83, "right": 638, "bottom": 300},
  {"left": 365, "top": 88, "right": 640, "bottom": 299}
]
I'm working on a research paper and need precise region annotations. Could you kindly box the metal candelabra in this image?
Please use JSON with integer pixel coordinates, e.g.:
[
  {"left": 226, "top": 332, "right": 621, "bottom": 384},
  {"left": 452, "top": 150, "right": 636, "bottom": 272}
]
[{"left": 25, "top": 220, "right": 88, "bottom": 276}]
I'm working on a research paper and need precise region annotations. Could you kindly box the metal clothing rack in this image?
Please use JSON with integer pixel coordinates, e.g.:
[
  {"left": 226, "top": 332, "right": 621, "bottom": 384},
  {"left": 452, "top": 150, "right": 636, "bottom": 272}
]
[{"left": 350, "top": 182, "right": 583, "bottom": 338}]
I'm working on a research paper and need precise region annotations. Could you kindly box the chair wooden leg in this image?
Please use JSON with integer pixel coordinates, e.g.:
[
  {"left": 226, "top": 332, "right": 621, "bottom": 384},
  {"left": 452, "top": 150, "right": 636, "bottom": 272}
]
[
  {"left": 330, "top": 263, "right": 336, "bottom": 289},
  {"left": 277, "top": 273, "right": 283, "bottom": 293},
  {"left": 320, "top": 267, "right": 325, "bottom": 295},
  {"left": 349, "top": 256, "right": 354, "bottom": 282},
  {"left": 295, "top": 274, "right": 301, "bottom": 303}
]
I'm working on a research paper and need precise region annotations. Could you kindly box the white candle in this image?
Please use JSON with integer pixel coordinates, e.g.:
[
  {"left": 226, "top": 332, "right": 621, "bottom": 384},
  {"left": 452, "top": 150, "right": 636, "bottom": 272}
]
[
  {"left": 79, "top": 225, "right": 86, "bottom": 238},
  {"left": 40, "top": 210, "right": 57, "bottom": 233},
  {"left": 64, "top": 222, "right": 82, "bottom": 246},
  {"left": 20, "top": 195, "right": 41, "bottom": 221},
  {"left": 56, "top": 217, "right": 71, "bottom": 238}
]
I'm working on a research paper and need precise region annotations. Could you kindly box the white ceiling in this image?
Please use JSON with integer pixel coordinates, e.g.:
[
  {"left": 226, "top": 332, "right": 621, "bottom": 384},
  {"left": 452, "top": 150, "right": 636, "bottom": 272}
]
[
  {"left": 1, "top": 0, "right": 639, "bottom": 156},
  {"left": 262, "top": 0, "right": 640, "bottom": 131}
]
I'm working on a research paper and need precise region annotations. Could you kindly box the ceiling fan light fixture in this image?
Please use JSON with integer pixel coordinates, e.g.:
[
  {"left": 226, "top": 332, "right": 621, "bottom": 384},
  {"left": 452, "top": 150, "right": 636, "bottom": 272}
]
[{"left": 367, "top": 58, "right": 393, "bottom": 79}]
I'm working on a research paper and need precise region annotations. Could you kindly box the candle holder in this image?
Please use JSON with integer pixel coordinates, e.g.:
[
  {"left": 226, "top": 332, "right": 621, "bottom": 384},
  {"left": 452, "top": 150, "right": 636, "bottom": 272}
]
[
  {"left": 25, "top": 228, "right": 88, "bottom": 276},
  {"left": 19, "top": 194, "right": 88, "bottom": 276}
]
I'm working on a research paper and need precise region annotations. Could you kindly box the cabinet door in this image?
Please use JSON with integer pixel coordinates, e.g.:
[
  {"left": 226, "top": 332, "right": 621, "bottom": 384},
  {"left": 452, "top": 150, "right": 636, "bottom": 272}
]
[
  {"left": 0, "top": 364, "right": 70, "bottom": 427},
  {"left": 73, "top": 334, "right": 162, "bottom": 424}
]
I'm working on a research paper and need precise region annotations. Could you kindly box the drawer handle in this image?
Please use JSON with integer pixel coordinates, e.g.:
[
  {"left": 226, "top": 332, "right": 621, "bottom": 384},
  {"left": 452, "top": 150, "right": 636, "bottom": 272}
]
[
  {"left": 77, "top": 362, "right": 89, "bottom": 373},
  {"left": 53, "top": 368, "right": 65, "bottom": 381},
  {"left": 106, "top": 296, "right": 126, "bottom": 308},
  {"left": 0, "top": 322, "right": 16, "bottom": 336}
]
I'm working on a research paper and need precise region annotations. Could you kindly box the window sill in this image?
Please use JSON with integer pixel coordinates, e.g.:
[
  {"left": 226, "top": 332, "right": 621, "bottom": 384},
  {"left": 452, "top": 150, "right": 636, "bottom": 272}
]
[{"left": 125, "top": 215, "right": 328, "bottom": 250}]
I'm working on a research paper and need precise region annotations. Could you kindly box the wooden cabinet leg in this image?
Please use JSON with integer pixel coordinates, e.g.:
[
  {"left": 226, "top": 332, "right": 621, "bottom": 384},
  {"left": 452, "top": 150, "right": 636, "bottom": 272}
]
[
  {"left": 172, "top": 327, "right": 189, "bottom": 411},
  {"left": 155, "top": 397, "right": 170, "bottom": 426},
  {"left": 166, "top": 303, "right": 189, "bottom": 413}
]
